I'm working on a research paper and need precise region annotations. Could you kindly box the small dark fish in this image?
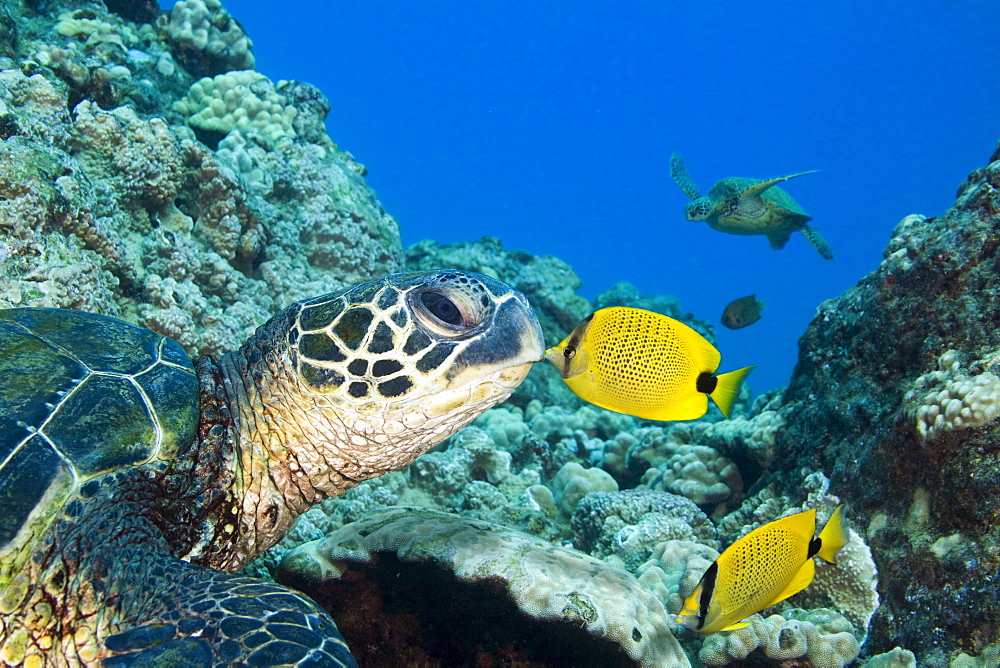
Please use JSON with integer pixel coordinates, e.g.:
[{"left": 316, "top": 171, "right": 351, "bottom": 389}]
[{"left": 721, "top": 295, "right": 764, "bottom": 330}]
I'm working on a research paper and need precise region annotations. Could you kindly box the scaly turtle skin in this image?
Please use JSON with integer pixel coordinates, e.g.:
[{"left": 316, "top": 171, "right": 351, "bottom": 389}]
[
  {"left": 0, "top": 270, "right": 543, "bottom": 667},
  {"left": 669, "top": 152, "right": 833, "bottom": 259}
]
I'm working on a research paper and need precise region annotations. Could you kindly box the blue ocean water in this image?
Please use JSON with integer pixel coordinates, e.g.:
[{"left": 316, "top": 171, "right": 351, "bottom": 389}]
[{"left": 227, "top": 1, "right": 1000, "bottom": 396}]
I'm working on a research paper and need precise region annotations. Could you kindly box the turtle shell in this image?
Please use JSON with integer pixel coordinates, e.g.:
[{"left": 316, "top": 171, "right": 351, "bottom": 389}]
[
  {"left": 0, "top": 308, "right": 199, "bottom": 555},
  {"left": 709, "top": 177, "right": 810, "bottom": 232}
]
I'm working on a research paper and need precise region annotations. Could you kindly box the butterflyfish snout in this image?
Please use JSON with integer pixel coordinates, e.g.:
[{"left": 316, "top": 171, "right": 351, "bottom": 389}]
[
  {"left": 676, "top": 505, "right": 849, "bottom": 634},
  {"left": 544, "top": 307, "right": 754, "bottom": 421}
]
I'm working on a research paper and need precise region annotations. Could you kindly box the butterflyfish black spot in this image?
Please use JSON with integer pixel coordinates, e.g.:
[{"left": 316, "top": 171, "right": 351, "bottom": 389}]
[
  {"left": 808, "top": 536, "right": 822, "bottom": 559},
  {"left": 696, "top": 372, "right": 718, "bottom": 394}
]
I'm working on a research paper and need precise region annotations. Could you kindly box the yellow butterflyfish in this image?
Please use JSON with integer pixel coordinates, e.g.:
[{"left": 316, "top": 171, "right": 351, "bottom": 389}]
[
  {"left": 544, "top": 307, "right": 754, "bottom": 420},
  {"left": 675, "top": 505, "right": 848, "bottom": 634}
]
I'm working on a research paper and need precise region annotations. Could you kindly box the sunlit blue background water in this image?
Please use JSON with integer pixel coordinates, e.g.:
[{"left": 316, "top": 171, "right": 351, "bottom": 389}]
[{"left": 224, "top": 1, "right": 1000, "bottom": 395}]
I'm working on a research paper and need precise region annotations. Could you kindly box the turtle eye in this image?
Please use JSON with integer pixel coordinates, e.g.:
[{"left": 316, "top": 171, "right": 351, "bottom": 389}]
[
  {"left": 420, "top": 292, "right": 463, "bottom": 326},
  {"left": 409, "top": 284, "right": 487, "bottom": 336}
]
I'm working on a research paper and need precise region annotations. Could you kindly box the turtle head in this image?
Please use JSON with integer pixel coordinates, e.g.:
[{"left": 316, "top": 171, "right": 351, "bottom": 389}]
[
  {"left": 246, "top": 270, "right": 544, "bottom": 483},
  {"left": 684, "top": 198, "right": 713, "bottom": 221}
]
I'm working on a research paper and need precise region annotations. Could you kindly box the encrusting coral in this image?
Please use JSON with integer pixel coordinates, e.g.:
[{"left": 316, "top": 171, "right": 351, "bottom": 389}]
[
  {"left": 697, "top": 610, "right": 861, "bottom": 668},
  {"left": 174, "top": 70, "right": 297, "bottom": 148},
  {"left": 277, "top": 507, "right": 692, "bottom": 668},
  {"left": 159, "top": 0, "right": 254, "bottom": 76},
  {"left": 903, "top": 349, "right": 1000, "bottom": 441}
]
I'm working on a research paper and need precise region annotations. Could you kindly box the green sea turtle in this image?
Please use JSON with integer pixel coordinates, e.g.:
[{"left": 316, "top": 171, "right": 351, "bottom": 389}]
[
  {"left": 669, "top": 152, "right": 833, "bottom": 259},
  {"left": 0, "top": 269, "right": 544, "bottom": 667}
]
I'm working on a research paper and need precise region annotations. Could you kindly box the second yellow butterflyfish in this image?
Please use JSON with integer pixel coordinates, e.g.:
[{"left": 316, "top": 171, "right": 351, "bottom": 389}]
[
  {"left": 544, "top": 307, "right": 754, "bottom": 421},
  {"left": 675, "top": 505, "right": 848, "bottom": 634}
]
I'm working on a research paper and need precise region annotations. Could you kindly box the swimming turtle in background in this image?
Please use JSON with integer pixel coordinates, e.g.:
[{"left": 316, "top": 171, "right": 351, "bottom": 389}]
[
  {"left": 0, "top": 270, "right": 543, "bottom": 666},
  {"left": 669, "top": 152, "right": 833, "bottom": 259}
]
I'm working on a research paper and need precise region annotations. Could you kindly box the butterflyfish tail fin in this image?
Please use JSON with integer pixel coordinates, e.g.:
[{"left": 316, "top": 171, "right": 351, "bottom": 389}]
[
  {"left": 815, "top": 504, "right": 848, "bottom": 563},
  {"left": 709, "top": 366, "right": 755, "bottom": 418}
]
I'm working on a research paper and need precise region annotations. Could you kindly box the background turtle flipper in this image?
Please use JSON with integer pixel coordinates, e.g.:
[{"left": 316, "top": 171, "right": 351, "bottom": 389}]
[
  {"left": 766, "top": 229, "right": 793, "bottom": 250},
  {"left": 740, "top": 170, "right": 819, "bottom": 199},
  {"left": 669, "top": 152, "right": 702, "bottom": 200},
  {"left": 801, "top": 224, "right": 834, "bottom": 259}
]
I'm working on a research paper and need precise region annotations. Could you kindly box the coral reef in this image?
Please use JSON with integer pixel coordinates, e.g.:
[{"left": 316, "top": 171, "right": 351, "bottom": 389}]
[
  {"left": 8, "top": 0, "right": 999, "bottom": 664},
  {"left": 159, "top": 0, "right": 254, "bottom": 76},
  {"left": 697, "top": 609, "right": 861, "bottom": 668},
  {"left": 902, "top": 348, "right": 1000, "bottom": 441},
  {"left": 277, "top": 507, "right": 692, "bottom": 668},
  {"left": 0, "top": 3, "right": 402, "bottom": 359},
  {"left": 625, "top": 425, "right": 744, "bottom": 509},
  {"left": 174, "top": 70, "right": 296, "bottom": 148},
  {"left": 862, "top": 647, "right": 917, "bottom": 667},
  {"left": 572, "top": 490, "right": 719, "bottom": 569}
]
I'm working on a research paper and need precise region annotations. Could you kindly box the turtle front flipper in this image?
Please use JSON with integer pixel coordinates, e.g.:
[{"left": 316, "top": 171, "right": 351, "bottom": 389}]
[
  {"left": 102, "top": 560, "right": 357, "bottom": 667},
  {"left": 739, "top": 170, "right": 818, "bottom": 199},
  {"left": 669, "top": 152, "right": 702, "bottom": 200},
  {"left": 766, "top": 229, "right": 793, "bottom": 250},
  {"left": 801, "top": 224, "right": 834, "bottom": 260}
]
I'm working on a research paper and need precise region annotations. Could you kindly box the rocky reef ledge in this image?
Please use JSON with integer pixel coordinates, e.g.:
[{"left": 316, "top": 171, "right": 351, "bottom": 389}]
[{"left": 762, "top": 145, "right": 1000, "bottom": 663}]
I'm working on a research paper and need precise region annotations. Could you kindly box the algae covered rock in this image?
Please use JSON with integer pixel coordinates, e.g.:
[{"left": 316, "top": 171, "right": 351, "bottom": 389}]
[{"left": 278, "top": 507, "right": 691, "bottom": 667}]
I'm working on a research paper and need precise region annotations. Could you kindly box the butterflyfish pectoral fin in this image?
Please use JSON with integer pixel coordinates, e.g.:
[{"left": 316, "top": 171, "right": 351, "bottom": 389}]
[
  {"left": 815, "top": 504, "right": 848, "bottom": 563},
  {"left": 767, "top": 557, "right": 816, "bottom": 610},
  {"left": 709, "top": 366, "right": 755, "bottom": 418},
  {"left": 718, "top": 620, "right": 752, "bottom": 632}
]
